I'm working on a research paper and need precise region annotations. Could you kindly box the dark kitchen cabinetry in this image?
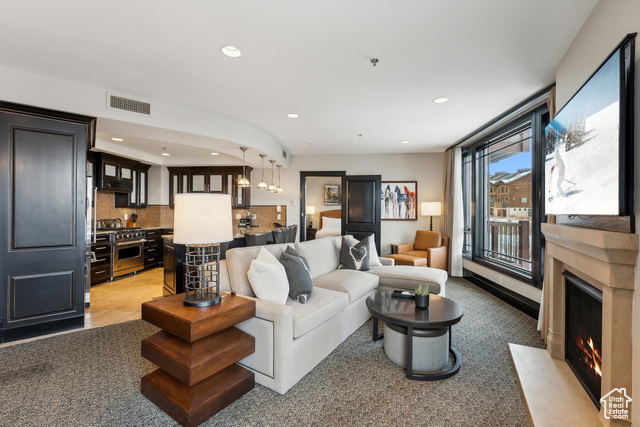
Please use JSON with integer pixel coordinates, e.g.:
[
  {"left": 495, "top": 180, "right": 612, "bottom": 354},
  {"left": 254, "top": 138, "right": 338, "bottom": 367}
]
[
  {"left": 143, "top": 229, "right": 163, "bottom": 269},
  {"left": 168, "top": 166, "right": 252, "bottom": 209},
  {"left": 91, "top": 234, "right": 112, "bottom": 285},
  {"left": 114, "top": 163, "right": 151, "bottom": 208},
  {"left": 163, "top": 238, "right": 186, "bottom": 296},
  {"left": 96, "top": 153, "right": 135, "bottom": 192}
]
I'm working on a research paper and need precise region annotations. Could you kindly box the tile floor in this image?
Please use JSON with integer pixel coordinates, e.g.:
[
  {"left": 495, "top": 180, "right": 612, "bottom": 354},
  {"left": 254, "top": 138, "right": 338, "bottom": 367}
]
[
  {"left": 1, "top": 268, "right": 164, "bottom": 348},
  {"left": 85, "top": 267, "right": 164, "bottom": 328}
]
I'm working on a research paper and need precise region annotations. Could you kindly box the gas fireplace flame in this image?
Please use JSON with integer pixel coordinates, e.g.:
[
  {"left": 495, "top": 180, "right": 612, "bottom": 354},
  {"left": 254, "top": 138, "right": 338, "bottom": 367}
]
[{"left": 577, "top": 335, "right": 602, "bottom": 384}]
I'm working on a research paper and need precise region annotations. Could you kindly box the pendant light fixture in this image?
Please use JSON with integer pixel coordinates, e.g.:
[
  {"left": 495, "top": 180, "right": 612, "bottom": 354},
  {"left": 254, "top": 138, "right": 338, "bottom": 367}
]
[
  {"left": 267, "top": 160, "right": 277, "bottom": 192},
  {"left": 257, "top": 154, "right": 268, "bottom": 190},
  {"left": 238, "top": 147, "right": 251, "bottom": 188},
  {"left": 276, "top": 165, "right": 284, "bottom": 194}
]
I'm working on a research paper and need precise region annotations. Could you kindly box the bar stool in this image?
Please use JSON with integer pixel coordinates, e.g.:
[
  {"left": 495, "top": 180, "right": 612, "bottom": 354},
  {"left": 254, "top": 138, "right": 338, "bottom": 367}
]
[
  {"left": 245, "top": 231, "right": 271, "bottom": 247},
  {"left": 285, "top": 225, "right": 298, "bottom": 243},
  {"left": 272, "top": 228, "right": 286, "bottom": 244}
]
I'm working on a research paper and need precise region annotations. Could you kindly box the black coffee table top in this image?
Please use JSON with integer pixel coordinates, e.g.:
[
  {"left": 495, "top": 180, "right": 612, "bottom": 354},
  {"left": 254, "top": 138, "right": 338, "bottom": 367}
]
[{"left": 366, "top": 291, "right": 464, "bottom": 329}]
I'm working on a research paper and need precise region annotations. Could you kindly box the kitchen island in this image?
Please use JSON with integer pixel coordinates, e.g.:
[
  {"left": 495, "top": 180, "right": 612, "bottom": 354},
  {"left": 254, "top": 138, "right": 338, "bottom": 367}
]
[{"left": 162, "top": 225, "right": 284, "bottom": 296}]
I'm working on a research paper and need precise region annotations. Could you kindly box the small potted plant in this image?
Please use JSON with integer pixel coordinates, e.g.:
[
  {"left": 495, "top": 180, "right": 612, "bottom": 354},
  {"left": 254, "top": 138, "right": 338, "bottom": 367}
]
[{"left": 414, "top": 285, "right": 430, "bottom": 308}]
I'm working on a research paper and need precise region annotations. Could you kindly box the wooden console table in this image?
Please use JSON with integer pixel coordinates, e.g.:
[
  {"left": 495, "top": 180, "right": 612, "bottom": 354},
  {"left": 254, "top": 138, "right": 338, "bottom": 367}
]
[{"left": 141, "top": 292, "right": 255, "bottom": 427}]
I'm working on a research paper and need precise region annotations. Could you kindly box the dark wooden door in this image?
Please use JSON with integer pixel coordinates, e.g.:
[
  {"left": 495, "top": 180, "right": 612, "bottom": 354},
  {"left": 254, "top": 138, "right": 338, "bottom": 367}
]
[
  {"left": 0, "top": 108, "right": 90, "bottom": 341},
  {"left": 341, "top": 175, "right": 382, "bottom": 253}
]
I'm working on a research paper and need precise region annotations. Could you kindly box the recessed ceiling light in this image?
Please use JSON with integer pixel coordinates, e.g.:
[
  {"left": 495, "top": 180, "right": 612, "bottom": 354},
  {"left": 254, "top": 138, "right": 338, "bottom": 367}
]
[
  {"left": 287, "top": 113, "right": 299, "bottom": 119},
  {"left": 210, "top": 152, "right": 219, "bottom": 156},
  {"left": 433, "top": 97, "right": 448, "bottom": 104},
  {"left": 304, "top": 142, "right": 312, "bottom": 146},
  {"left": 221, "top": 45, "right": 241, "bottom": 58},
  {"left": 111, "top": 137, "right": 124, "bottom": 142},
  {"left": 399, "top": 140, "right": 409, "bottom": 144},
  {"left": 161, "top": 147, "right": 170, "bottom": 156}
]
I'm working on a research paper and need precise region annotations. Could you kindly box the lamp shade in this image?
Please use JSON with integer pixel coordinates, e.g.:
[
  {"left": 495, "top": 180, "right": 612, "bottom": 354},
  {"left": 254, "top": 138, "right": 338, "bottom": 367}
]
[
  {"left": 421, "top": 202, "right": 442, "bottom": 217},
  {"left": 173, "top": 193, "right": 233, "bottom": 244},
  {"left": 306, "top": 205, "right": 316, "bottom": 215}
]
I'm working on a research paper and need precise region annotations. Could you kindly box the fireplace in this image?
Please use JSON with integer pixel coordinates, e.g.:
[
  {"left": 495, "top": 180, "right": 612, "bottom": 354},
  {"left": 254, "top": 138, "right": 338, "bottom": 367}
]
[
  {"left": 564, "top": 271, "right": 603, "bottom": 409},
  {"left": 509, "top": 223, "right": 638, "bottom": 426}
]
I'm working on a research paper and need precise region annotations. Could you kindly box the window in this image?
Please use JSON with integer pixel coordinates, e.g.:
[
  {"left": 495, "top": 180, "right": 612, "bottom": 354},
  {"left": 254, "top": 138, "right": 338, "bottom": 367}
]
[{"left": 461, "top": 102, "right": 548, "bottom": 287}]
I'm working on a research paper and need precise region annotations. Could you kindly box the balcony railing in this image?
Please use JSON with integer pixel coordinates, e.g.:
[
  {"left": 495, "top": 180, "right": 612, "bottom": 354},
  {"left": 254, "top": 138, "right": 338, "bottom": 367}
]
[{"left": 484, "top": 220, "right": 531, "bottom": 270}]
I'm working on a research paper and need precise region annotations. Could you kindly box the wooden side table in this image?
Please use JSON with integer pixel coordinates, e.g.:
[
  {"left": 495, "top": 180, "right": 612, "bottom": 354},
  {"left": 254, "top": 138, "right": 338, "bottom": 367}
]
[{"left": 141, "top": 292, "right": 255, "bottom": 427}]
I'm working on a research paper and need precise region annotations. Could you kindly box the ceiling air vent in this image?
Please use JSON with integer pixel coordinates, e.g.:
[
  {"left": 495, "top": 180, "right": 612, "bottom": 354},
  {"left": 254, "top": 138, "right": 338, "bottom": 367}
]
[
  {"left": 282, "top": 149, "right": 288, "bottom": 159},
  {"left": 107, "top": 92, "right": 151, "bottom": 116}
]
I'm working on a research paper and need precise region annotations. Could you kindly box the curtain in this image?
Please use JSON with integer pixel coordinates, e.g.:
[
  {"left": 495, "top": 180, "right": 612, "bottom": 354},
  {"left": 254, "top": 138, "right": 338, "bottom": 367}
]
[
  {"left": 442, "top": 147, "right": 464, "bottom": 277},
  {"left": 537, "top": 87, "right": 556, "bottom": 340}
]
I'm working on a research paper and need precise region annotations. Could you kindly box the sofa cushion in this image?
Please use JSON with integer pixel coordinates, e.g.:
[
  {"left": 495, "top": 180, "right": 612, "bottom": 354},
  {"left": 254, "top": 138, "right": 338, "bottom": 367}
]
[
  {"left": 247, "top": 247, "right": 289, "bottom": 304},
  {"left": 313, "top": 269, "right": 379, "bottom": 303},
  {"left": 295, "top": 237, "right": 340, "bottom": 279},
  {"left": 371, "top": 265, "right": 447, "bottom": 295},
  {"left": 280, "top": 247, "right": 314, "bottom": 301},
  {"left": 226, "top": 243, "right": 293, "bottom": 296},
  {"left": 338, "top": 235, "right": 371, "bottom": 271},
  {"left": 287, "top": 287, "right": 348, "bottom": 339}
]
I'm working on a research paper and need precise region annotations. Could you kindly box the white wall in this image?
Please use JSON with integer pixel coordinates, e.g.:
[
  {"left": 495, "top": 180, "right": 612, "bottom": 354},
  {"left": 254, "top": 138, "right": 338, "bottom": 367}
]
[
  {"left": 553, "top": 0, "right": 640, "bottom": 416},
  {"left": 266, "top": 153, "right": 445, "bottom": 255},
  {"left": 147, "top": 165, "right": 169, "bottom": 205}
]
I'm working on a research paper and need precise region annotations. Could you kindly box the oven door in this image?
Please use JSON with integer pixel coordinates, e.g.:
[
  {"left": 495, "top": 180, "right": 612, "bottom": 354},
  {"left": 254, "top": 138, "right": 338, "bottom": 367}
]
[{"left": 113, "top": 240, "right": 145, "bottom": 277}]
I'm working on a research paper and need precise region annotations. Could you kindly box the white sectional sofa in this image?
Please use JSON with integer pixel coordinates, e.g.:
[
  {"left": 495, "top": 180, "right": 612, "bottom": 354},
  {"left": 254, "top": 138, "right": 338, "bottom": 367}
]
[{"left": 219, "top": 236, "right": 447, "bottom": 394}]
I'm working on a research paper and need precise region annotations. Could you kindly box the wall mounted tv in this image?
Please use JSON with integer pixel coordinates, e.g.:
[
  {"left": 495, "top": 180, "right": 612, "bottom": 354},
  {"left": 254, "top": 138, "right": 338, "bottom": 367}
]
[{"left": 545, "top": 34, "right": 635, "bottom": 222}]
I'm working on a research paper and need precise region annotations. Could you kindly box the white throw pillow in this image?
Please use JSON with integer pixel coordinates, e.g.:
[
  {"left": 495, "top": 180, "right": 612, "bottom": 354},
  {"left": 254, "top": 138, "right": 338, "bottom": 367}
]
[{"left": 247, "top": 247, "right": 289, "bottom": 304}]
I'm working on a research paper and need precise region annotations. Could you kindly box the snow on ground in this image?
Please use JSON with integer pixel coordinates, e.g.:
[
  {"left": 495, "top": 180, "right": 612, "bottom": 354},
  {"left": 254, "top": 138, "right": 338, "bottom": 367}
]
[{"left": 545, "top": 102, "right": 619, "bottom": 215}]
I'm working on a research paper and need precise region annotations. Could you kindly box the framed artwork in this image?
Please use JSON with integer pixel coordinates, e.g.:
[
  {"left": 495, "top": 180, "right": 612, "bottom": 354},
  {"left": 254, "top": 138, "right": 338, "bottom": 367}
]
[
  {"left": 324, "top": 184, "right": 341, "bottom": 206},
  {"left": 381, "top": 181, "right": 418, "bottom": 220}
]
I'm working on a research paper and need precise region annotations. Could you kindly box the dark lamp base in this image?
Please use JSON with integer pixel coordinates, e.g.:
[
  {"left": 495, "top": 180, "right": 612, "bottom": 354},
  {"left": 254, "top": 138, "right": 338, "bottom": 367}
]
[{"left": 183, "top": 293, "right": 221, "bottom": 307}]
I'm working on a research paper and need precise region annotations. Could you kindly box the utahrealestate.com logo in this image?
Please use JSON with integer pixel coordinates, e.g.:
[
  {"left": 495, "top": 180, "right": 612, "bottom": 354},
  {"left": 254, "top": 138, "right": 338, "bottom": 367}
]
[{"left": 600, "top": 388, "right": 632, "bottom": 420}]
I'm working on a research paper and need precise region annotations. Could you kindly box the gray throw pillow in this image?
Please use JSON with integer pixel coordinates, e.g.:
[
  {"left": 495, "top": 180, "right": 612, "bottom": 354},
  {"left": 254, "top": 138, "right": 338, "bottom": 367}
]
[
  {"left": 279, "top": 248, "right": 313, "bottom": 302},
  {"left": 338, "top": 235, "right": 371, "bottom": 271}
]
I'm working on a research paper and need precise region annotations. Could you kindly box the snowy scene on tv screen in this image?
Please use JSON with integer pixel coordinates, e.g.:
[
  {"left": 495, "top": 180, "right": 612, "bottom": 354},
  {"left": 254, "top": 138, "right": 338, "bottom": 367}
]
[{"left": 545, "top": 50, "right": 620, "bottom": 216}]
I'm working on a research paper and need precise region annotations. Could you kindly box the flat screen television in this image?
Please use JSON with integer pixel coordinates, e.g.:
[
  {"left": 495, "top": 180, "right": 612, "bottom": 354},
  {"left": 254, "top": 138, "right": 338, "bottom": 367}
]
[{"left": 545, "top": 34, "right": 635, "bottom": 218}]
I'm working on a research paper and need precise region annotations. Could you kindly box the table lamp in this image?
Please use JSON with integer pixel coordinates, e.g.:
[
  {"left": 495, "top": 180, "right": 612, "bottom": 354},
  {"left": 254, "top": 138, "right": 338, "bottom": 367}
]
[
  {"left": 306, "top": 205, "right": 316, "bottom": 228},
  {"left": 421, "top": 202, "right": 442, "bottom": 231},
  {"left": 173, "top": 193, "right": 233, "bottom": 307}
]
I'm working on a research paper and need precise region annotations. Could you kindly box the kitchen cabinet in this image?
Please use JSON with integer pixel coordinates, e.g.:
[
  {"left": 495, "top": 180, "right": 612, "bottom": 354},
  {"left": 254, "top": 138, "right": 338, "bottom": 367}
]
[
  {"left": 115, "top": 163, "right": 151, "bottom": 208},
  {"left": 163, "top": 238, "right": 186, "bottom": 296},
  {"left": 96, "top": 153, "right": 135, "bottom": 192},
  {"left": 143, "top": 228, "right": 163, "bottom": 269},
  {"left": 168, "top": 166, "right": 252, "bottom": 209},
  {"left": 90, "top": 234, "right": 112, "bottom": 285}
]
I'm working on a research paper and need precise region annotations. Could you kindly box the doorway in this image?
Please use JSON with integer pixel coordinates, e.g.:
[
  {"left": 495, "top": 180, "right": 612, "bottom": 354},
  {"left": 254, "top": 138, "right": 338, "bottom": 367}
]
[{"left": 299, "top": 171, "right": 345, "bottom": 241}]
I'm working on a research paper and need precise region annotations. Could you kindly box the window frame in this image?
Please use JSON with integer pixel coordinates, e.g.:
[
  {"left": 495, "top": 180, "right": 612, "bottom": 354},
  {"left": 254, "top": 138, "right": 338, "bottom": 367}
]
[{"left": 462, "top": 105, "right": 549, "bottom": 288}]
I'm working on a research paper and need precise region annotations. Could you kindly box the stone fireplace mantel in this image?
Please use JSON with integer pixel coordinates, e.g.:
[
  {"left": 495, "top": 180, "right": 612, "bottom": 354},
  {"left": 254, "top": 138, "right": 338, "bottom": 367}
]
[{"left": 512, "top": 223, "right": 638, "bottom": 426}]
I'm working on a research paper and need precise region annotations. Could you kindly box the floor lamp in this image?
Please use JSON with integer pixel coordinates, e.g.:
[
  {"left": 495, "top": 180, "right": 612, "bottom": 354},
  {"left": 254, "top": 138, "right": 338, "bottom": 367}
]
[
  {"left": 421, "top": 202, "right": 442, "bottom": 231},
  {"left": 173, "top": 193, "right": 233, "bottom": 307}
]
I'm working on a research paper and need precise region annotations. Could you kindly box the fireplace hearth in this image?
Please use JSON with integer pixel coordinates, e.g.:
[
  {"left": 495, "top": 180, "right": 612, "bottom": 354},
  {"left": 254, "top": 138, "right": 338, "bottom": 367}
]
[{"left": 564, "top": 271, "right": 603, "bottom": 409}]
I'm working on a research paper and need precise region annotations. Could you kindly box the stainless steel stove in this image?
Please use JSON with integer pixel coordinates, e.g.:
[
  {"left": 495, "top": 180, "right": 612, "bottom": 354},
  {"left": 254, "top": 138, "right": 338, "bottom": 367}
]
[{"left": 95, "top": 220, "right": 146, "bottom": 278}]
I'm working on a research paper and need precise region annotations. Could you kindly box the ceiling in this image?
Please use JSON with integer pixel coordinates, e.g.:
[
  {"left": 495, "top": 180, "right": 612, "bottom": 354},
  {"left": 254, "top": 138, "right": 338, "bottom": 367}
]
[{"left": 0, "top": 1, "right": 598, "bottom": 165}]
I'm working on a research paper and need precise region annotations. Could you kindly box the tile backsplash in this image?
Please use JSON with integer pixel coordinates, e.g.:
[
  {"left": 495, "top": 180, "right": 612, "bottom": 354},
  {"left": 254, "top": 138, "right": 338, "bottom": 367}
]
[{"left": 95, "top": 191, "right": 285, "bottom": 230}]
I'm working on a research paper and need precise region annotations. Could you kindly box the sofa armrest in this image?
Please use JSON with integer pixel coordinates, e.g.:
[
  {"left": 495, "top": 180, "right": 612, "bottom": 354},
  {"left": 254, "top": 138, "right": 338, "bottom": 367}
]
[
  {"left": 427, "top": 246, "right": 448, "bottom": 271},
  {"left": 379, "top": 257, "right": 395, "bottom": 266},
  {"left": 392, "top": 243, "right": 414, "bottom": 254}
]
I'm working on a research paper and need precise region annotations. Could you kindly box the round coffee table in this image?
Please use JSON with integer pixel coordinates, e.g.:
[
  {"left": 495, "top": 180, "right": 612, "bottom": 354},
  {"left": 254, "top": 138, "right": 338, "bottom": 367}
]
[{"left": 366, "top": 291, "right": 464, "bottom": 381}]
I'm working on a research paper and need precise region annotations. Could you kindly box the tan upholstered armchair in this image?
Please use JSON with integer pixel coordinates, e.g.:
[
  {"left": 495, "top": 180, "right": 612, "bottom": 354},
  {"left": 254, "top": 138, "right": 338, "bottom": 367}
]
[{"left": 387, "top": 230, "right": 449, "bottom": 270}]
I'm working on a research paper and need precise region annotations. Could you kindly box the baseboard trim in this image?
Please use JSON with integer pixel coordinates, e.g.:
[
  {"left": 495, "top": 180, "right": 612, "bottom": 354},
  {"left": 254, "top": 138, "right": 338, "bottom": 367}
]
[
  {"left": 463, "top": 269, "right": 540, "bottom": 319},
  {"left": 0, "top": 316, "right": 84, "bottom": 344}
]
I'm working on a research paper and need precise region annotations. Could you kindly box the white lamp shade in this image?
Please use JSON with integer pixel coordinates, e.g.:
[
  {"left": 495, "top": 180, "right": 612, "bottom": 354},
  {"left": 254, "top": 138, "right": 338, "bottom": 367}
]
[
  {"left": 421, "top": 202, "right": 442, "bottom": 217},
  {"left": 306, "top": 206, "right": 316, "bottom": 215},
  {"left": 173, "top": 193, "right": 234, "bottom": 244}
]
